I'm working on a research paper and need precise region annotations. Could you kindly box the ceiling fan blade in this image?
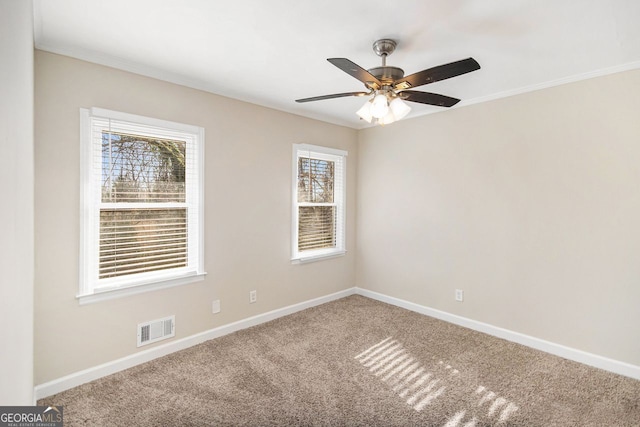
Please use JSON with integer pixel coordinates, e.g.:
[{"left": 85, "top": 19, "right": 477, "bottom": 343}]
[
  {"left": 401, "top": 90, "right": 461, "bottom": 107},
  {"left": 327, "top": 58, "right": 382, "bottom": 89},
  {"left": 295, "top": 91, "right": 370, "bottom": 103},
  {"left": 394, "top": 58, "right": 480, "bottom": 90}
]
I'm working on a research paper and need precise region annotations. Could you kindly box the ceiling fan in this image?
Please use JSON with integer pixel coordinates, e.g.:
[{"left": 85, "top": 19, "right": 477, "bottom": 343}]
[{"left": 295, "top": 39, "right": 480, "bottom": 125}]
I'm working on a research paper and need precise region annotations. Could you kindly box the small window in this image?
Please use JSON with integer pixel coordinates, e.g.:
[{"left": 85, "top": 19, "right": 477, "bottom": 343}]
[
  {"left": 79, "top": 108, "right": 205, "bottom": 303},
  {"left": 292, "top": 144, "right": 347, "bottom": 262}
]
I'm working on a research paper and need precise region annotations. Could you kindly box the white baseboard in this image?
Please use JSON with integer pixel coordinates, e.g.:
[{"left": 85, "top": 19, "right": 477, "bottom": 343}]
[
  {"left": 355, "top": 287, "right": 640, "bottom": 381},
  {"left": 34, "top": 287, "right": 356, "bottom": 400},
  {"left": 35, "top": 286, "right": 639, "bottom": 400}
]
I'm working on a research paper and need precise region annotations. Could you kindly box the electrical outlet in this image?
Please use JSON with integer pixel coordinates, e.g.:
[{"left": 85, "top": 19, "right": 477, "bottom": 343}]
[
  {"left": 455, "top": 289, "right": 464, "bottom": 302},
  {"left": 212, "top": 299, "right": 221, "bottom": 314},
  {"left": 249, "top": 290, "right": 257, "bottom": 304}
]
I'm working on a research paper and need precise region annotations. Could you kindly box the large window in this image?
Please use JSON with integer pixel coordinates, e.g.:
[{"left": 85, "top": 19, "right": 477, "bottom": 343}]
[
  {"left": 79, "top": 108, "right": 205, "bottom": 303},
  {"left": 292, "top": 144, "right": 347, "bottom": 262}
]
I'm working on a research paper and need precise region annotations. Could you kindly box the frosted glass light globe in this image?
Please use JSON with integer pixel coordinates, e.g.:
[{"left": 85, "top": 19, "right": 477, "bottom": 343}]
[
  {"left": 389, "top": 97, "right": 411, "bottom": 120},
  {"left": 370, "top": 94, "right": 389, "bottom": 119},
  {"left": 356, "top": 100, "right": 373, "bottom": 123},
  {"left": 379, "top": 110, "right": 396, "bottom": 125}
]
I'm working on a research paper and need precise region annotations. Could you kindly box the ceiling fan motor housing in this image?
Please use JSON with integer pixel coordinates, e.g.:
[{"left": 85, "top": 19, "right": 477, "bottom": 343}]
[{"left": 367, "top": 66, "right": 405, "bottom": 85}]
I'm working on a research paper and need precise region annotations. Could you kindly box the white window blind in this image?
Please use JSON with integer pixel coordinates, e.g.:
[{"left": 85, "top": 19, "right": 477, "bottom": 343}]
[
  {"left": 79, "top": 108, "right": 205, "bottom": 302},
  {"left": 292, "top": 144, "right": 346, "bottom": 261}
]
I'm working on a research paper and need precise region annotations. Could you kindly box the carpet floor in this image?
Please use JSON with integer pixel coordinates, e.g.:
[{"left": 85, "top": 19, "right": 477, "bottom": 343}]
[{"left": 39, "top": 295, "right": 640, "bottom": 426}]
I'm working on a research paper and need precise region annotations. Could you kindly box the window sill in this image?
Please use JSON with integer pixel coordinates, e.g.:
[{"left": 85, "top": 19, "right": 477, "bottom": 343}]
[
  {"left": 77, "top": 272, "right": 207, "bottom": 305},
  {"left": 291, "top": 250, "right": 346, "bottom": 264}
]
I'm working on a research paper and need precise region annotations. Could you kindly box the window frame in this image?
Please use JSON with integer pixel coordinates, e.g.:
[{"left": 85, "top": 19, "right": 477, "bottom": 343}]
[
  {"left": 78, "top": 108, "right": 206, "bottom": 304},
  {"left": 291, "top": 143, "right": 347, "bottom": 263}
]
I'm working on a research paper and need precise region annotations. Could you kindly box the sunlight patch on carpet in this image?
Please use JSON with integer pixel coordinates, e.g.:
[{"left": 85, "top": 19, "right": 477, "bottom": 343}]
[
  {"left": 355, "top": 337, "right": 519, "bottom": 424},
  {"left": 355, "top": 337, "right": 451, "bottom": 412}
]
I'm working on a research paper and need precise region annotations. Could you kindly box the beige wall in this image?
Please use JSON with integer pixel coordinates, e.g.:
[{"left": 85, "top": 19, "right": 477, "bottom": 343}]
[
  {"left": 34, "top": 51, "right": 357, "bottom": 384},
  {"left": 34, "top": 47, "right": 640, "bottom": 386},
  {"left": 0, "top": 0, "right": 35, "bottom": 404},
  {"left": 356, "top": 69, "right": 640, "bottom": 366}
]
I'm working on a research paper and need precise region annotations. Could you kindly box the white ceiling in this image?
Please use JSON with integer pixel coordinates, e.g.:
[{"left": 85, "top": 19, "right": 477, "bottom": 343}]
[{"left": 33, "top": 0, "right": 640, "bottom": 129}]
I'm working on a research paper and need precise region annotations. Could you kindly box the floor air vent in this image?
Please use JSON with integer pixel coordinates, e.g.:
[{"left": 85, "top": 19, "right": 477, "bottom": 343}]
[{"left": 137, "top": 315, "right": 175, "bottom": 347}]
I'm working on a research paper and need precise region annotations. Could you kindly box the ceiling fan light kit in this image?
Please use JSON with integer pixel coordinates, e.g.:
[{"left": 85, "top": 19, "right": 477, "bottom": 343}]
[
  {"left": 356, "top": 92, "right": 411, "bottom": 125},
  {"left": 296, "top": 38, "right": 481, "bottom": 126}
]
